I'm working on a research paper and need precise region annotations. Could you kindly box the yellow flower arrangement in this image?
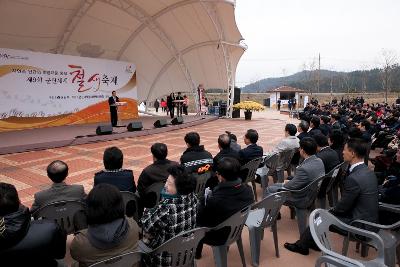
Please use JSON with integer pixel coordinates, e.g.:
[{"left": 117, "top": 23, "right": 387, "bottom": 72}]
[{"left": 232, "top": 101, "right": 265, "bottom": 112}]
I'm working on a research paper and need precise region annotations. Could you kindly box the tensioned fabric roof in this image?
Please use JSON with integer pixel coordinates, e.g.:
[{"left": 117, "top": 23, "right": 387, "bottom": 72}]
[{"left": 0, "top": 0, "right": 246, "bottom": 103}]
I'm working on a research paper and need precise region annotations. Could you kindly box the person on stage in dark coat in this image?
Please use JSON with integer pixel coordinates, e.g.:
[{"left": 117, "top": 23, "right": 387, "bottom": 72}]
[
  {"left": 175, "top": 92, "right": 184, "bottom": 116},
  {"left": 195, "top": 157, "right": 254, "bottom": 258},
  {"left": 284, "top": 138, "right": 379, "bottom": 256},
  {"left": 108, "top": 91, "right": 119, "bottom": 127},
  {"left": 94, "top": 147, "right": 136, "bottom": 193},
  {"left": 167, "top": 93, "right": 175, "bottom": 119}
]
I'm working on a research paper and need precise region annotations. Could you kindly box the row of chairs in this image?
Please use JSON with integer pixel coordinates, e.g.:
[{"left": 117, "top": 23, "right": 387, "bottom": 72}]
[
  {"left": 32, "top": 189, "right": 291, "bottom": 267},
  {"left": 310, "top": 205, "right": 400, "bottom": 267}
]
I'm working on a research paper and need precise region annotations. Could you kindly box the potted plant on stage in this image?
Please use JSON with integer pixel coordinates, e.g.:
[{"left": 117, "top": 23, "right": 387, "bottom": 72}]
[{"left": 232, "top": 101, "right": 265, "bottom": 120}]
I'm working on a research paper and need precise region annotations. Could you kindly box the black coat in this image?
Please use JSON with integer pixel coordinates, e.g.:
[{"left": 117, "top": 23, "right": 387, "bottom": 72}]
[
  {"left": 238, "top": 143, "right": 263, "bottom": 165},
  {"left": 297, "top": 132, "right": 310, "bottom": 141},
  {"left": 309, "top": 127, "right": 323, "bottom": 137},
  {"left": 108, "top": 96, "right": 119, "bottom": 110},
  {"left": 319, "top": 124, "right": 332, "bottom": 136},
  {"left": 197, "top": 179, "right": 254, "bottom": 245},
  {"left": 331, "top": 164, "right": 379, "bottom": 224},
  {"left": 137, "top": 159, "right": 178, "bottom": 196},
  {"left": 94, "top": 169, "right": 136, "bottom": 193},
  {"left": 213, "top": 148, "right": 240, "bottom": 169},
  {"left": 316, "top": 147, "right": 341, "bottom": 199},
  {"left": 180, "top": 145, "right": 213, "bottom": 173},
  {"left": 0, "top": 206, "right": 66, "bottom": 267},
  {"left": 316, "top": 147, "right": 340, "bottom": 174}
]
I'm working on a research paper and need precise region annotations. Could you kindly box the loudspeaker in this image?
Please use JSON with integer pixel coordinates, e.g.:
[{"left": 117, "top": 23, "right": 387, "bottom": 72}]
[
  {"left": 234, "top": 87, "right": 241, "bottom": 104},
  {"left": 171, "top": 117, "right": 183, "bottom": 125},
  {"left": 96, "top": 125, "right": 113, "bottom": 135},
  {"left": 127, "top": 121, "right": 143, "bottom": 131},
  {"left": 232, "top": 87, "right": 241, "bottom": 118},
  {"left": 153, "top": 119, "right": 167, "bottom": 128}
]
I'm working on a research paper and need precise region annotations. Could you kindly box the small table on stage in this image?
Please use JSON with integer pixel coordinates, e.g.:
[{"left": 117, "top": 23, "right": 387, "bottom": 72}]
[
  {"left": 173, "top": 100, "right": 185, "bottom": 117},
  {"left": 115, "top": 101, "right": 127, "bottom": 127}
]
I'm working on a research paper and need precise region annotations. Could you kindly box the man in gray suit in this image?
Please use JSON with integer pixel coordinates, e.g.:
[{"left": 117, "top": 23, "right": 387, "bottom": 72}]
[
  {"left": 272, "top": 124, "right": 300, "bottom": 153},
  {"left": 284, "top": 138, "right": 379, "bottom": 255},
  {"left": 31, "top": 160, "right": 86, "bottom": 213},
  {"left": 266, "top": 137, "right": 325, "bottom": 208}
]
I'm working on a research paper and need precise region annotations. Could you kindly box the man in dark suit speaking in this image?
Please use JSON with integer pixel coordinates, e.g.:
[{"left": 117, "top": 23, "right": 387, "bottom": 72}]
[{"left": 108, "top": 90, "right": 119, "bottom": 127}]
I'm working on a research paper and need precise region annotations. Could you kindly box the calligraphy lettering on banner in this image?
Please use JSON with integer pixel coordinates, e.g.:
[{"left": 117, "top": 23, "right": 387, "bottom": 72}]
[{"left": 69, "top": 65, "right": 118, "bottom": 93}]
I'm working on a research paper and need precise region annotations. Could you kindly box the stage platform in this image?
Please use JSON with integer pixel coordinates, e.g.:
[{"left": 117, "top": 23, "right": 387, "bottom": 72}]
[{"left": 0, "top": 115, "right": 217, "bottom": 155}]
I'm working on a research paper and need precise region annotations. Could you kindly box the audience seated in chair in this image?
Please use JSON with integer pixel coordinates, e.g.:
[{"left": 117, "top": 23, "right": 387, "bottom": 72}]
[
  {"left": 137, "top": 143, "right": 178, "bottom": 204},
  {"left": 196, "top": 157, "right": 254, "bottom": 259},
  {"left": 239, "top": 129, "right": 263, "bottom": 181},
  {"left": 284, "top": 138, "right": 379, "bottom": 255},
  {"left": 139, "top": 165, "right": 198, "bottom": 267},
  {"left": 0, "top": 182, "right": 67, "bottom": 267},
  {"left": 329, "top": 130, "right": 345, "bottom": 163},
  {"left": 214, "top": 133, "right": 240, "bottom": 166},
  {"left": 31, "top": 160, "right": 86, "bottom": 213},
  {"left": 315, "top": 134, "right": 340, "bottom": 174},
  {"left": 70, "top": 184, "right": 139, "bottom": 267},
  {"left": 239, "top": 129, "right": 263, "bottom": 165},
  {"left": 94, "top": 146, "right": 136, "bottom": 193},
  {"left": 266, "top": 137, "right": 325, "bottom": 206},
  {"left": 225, "top": 131, "right": 241, "bottom": 152},
  {"left": 358, "top": 119, "right": 372, "bottom": 143},
  {"left": 319, "top": 115, "right": 332, "bottom": 136},
  {"left": 308, "top": 116, "right": 323, "bottom": 137},
  {"left": 272, "top": 124, "right": 300, "bottom": 153},
  {"left": 180, "top": 132, "right": 213, "bottom": 174},
  {"left": 314, "top": 134, "right": 341, "bottom": 207},
  {"left": 297, "top": 120, "right": 310, "bottom": 141}
]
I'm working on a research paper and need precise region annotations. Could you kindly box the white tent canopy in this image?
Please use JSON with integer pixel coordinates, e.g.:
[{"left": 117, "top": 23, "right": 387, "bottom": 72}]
[{"left": 0, "top": 0, "right": 245, "bottom": 113}]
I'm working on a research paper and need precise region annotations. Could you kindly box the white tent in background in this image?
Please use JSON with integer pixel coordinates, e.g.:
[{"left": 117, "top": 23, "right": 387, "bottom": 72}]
[{"left": 0, "top": 0, "right": 246, "bottom": 116}]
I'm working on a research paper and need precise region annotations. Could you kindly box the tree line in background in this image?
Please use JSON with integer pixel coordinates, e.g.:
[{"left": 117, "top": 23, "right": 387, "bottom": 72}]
[
  {"left": 242, "top": 50, "right": 400, "bottom": 102},
  {"left": 242, "top": 66, "right": 400, "bottom": 94}
]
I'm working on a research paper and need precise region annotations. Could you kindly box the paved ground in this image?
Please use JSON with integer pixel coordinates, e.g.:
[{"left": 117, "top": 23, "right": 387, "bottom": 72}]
[{"left": 0, "top": 110, "right": 374, "bottom": 266}]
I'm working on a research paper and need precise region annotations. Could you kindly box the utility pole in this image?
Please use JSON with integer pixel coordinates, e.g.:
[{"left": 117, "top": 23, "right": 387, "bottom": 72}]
[{"left": 317, "top": 53, "right": 321, "bottom": 93}]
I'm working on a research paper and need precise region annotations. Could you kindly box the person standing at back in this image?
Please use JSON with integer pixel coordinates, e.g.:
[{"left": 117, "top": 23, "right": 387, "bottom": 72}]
[{"left": 154, "top": 99, "right": 160, "bottom": 113}]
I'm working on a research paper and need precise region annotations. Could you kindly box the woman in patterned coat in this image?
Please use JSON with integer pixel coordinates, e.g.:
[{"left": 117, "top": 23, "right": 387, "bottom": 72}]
[{"left": 140, "top": 165, "right": 198, "bottom": 267}]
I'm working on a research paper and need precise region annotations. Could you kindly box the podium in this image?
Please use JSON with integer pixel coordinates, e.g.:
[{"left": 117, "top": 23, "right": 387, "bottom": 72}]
[
  {"left": 173, "top": 99, "right": 184, "bottom": 117},
  {"left": 115, "top": 101, "right": 127, "bottom": 126}
]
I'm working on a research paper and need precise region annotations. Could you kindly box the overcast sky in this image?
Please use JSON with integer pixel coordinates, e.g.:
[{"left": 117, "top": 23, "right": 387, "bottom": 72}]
[{"left": 234, "top": 0, "right": 400, "bottom": 86}]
